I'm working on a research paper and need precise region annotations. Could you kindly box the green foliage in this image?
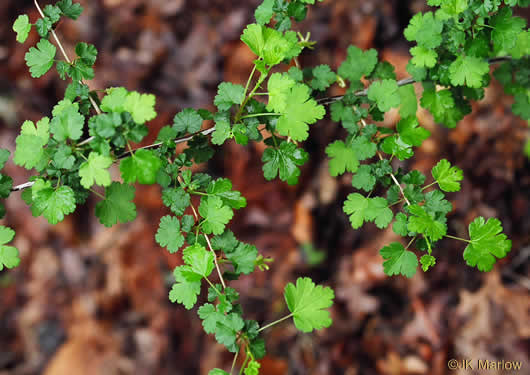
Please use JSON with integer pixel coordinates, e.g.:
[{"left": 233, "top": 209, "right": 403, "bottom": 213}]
[
  {"left": 155, "top": 215, "right": 185, "bottom": 253},
  {"left": 262, "top": 140, "right": 308, "bottom": 185},
  {"left": 284, "top": 277, "right": 335, "bottom": 333},
  {"left": 380, "top": 242, "right": 418, "bottom": 278},
  {"left": 431, "top": 159, "right": 463, "bottom": 192},
  {"left": 463, "top": 217, "right": 511, "bottom": 271},
  {"left": 14, "top": 118, "right": 50, "bottom": 171},
  {"left": 9, "top": 0, "right": 527, "bottom": 372},
  {"left": 199, "top": 196, "right": 234, "bottom": 235},
  {"left": 25, "top": 39, "right": 56, "bottom": 78},
  {"left": 13, "top": 15, "right": 31, "bottom": 43},
  {"left": 275, "top": 84, "right": 325, "bottom": 141},
  {"left": 338, "top": 46, "right": 378, "bottom": 82},
  {"left": 0, "top": 226, "right": 20, "bottom": 271},
  {"left": 95, "top": 182, "right": 137, "bottom": 227},
  {"left": 367, "top": 79, "right": 401, "bottom": 112},
  {"left": 343, "top": 193, "right": 393, "bottom": 229},
  {"left": 79, "top": 152, "right": 113, "bottom": 188},
  {"left": 120, "top": 149, "right": 162, "bottom": 185}
]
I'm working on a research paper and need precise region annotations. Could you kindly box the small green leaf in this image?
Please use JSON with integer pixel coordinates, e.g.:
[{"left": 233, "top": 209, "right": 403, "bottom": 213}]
[
  {"left": 397, "top": 117, "right": 430, "bottom": 147},
  {"left": 169, "top": 266, "right": 201, "bottom": 309},
  {"left": 57, "top": 0, "right": 83, "bottom": 20},
  {"left": 352, "top": 165, "right": 376, "bottom": 192},
  {"left": 325, "top": 140, "right": 359, "bottom": 177},
  {"left": 407, "top": 204, "right": 447, "bottom": 241},
  {"left": 276, "top": 84, "right": 325, "bottom": 141},
  {"left": 284, "top": 277, "right": 334, "bottom": 333},
  {"left": 337, "top": 46, "right": 378, "bottom": 82},
  {"left": 123, "top": 92, "right": 157, "bottom": 124},
  {"left": 311, "top": 65, "right": 336, "bottom": 91},
  {"left": 162, "top": 188, "right": 190, "bottom": 216},
  {"left": 30, "top": 180, "right": 76, "bottom": 225},
  {"left": 14, "top": 117, "right": 50, "bottom": 171},
  {"left": 449, "top": 55, "right": 489, "bottom": 88},
  {"left": 404, "top": 12, "right": 443, "bottom": 48},
  {"left": 262, "top": 141, "right": 308, "bottom": 185},
  {"left": 207, "top": 178, "right": 247, "bottom": 209},
  {"left": 199, "top": 196, "right": 234, "bottom": 235},
  {"left": 13, "top": 14, "right": 31, "bottom": 43},
  {"left": 155, "top": 215, "right": 185, "bottom": 253},
  {"left": 463, "top": 217, "right": 511, "bottom": 272},
  {"left": 420, "top": 254, "right": 436, "bottom": 271},
  {"left": 380, "top": 242, "right": 418, "bottom": 278},
  {"left": 25, "top": 39, "right": 56, "bottom": 78},
  {"left": 78, "top": 152, "right": 113, "bottom": 189},
  {"left": 120, "top": 149, "right": 162, "bottom": 185},
  {"left": 0, "top": 226, "right": 20, "bottom": 271},
  {"left": 95, "top": 182, "right": 136, "bottom": 227},
  {"left": 50, "top": 100, "right": 85, "bottom": 141},
  {"left": 431, "top": 159, "right": 463, "bottom": 192},
  {"left": 214, "top": 82, "right": 245, "bottom": 111},
  {"left": 367, "top": 79, "right": 401, "bottom": 112},
  {"left": 410, "top": 46, "right": 438, "bottom": 68},
  {"left": 173, "top": 108, "right": 203, "bottom": 134}
]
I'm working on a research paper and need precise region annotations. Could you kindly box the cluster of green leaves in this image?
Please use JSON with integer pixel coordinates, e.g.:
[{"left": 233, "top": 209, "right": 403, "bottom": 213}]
[
  {"left": 0, "top": 150, "right": 19, "bottom": 272},
  {"left": 8, "top": 0, "right": 528, "bottom": 373}
]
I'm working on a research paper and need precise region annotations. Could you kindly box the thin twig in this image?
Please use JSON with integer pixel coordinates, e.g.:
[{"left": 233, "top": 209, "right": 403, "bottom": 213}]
[
  {"left": 179, "top": 176, "right": 227, "bottom": 290},
  {"left": 34, "top": 0, "right": 102, "bottom": 115},
  {"left": 317, "top": 56, "right": 516, "bottom": 106},
  {"left": 359, "top": 116, "right": 411, "bottom": 206},
  {"left": 10, "top": 55, "right": 518, "bottom": 192}
]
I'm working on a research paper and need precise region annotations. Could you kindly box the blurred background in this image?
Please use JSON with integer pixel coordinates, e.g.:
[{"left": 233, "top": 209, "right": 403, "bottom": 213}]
[{"left": 1, "top": 0, "right": 529, "bottom": 374}]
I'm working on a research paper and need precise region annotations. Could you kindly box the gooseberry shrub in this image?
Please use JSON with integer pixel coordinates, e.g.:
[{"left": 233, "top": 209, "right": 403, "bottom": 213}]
[{"left": 5, "top": 0, "right": 529, "bottom": 373}]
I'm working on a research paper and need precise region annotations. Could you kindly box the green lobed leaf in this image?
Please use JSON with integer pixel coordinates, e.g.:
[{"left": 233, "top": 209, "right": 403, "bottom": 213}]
[
  {"left": 120, "top": 149, "right": 162, "bottom": 185},
  {"left": 162, "top": 188, "right": 190, "bottom": 216},
  {"left": 311, "top": 65, "right": 336, "bottom": 91},
  {"left": 25, "top": 39, "right": 56, "bottom": 78},
  {"left": 284, "top": 277, "right": 334, "bottom": 333},
  {"left": 276, "top": 84, "right": 325, "bottom": 141},
  {"left": 325, "top": 140, "right": 359, "bottom": 177},
  {"left": 431, "top": 159, "right": 463, "bottom": 192},
  {"left": 397, "top": 117, "right": 430, "bottom": 147},
  {"left": 123, "top": 92, "right": 157, "bottom": 124},
  {"left": 380, "top": 242, "right": 418, "bottom": 278},
  {"left": 352, "top": 165, "right": 376, "bottom": 192},
  {"left": 407, "top": 204, "right": 447, "bottom": 241},
  {"left": 14, "top": 117, "right": 50, "bottom": 171},
  {"left": 262, "top": 141, "right": 309, "bottom": 185},
  {"left": 449, "top": 55, "right": 490, "bottom": 88},
  {"left": 214, "top": 82, "right": 245, "bottom": 111},
  {"left": 337, "top": 46, "right": 378, "bottom": 82},
  {"left": 199, "top": 196, "right": 234, "bottom": 235},
  {"left": 267, "top": 73, "right": 296, "bottom": 113},
  {"left": 169, "top": 266, "right": 201, "bottom": 309},
  {"left": 207, "top": 178, "right": 247, "bottom": 209},
  {"left": 57, "top": 0, "right": 84, "bottom": 20},
  {"left": 343, "top": 193, "right": 393, "bottom": 229},
  {"left": 50, "top": 100, "right": 85, "bottom": 141},
  {"left": 173, "top": 108, "right": 204, "bottom": 134},
  {"left": 78, "top": 152, "right": 113, "bottom": 189},
  {"left": 490, "top": 7, "right": 526, "bottom": 54},
  {"left": 155, "top": 215, "right": 185, "bottom": 253},
  {"left": 367, "top": 79, "right": 401, "bottom": 112},
  {"left": 463, "top": 217, "right": 511, "bottom": 272},
  {"left": 29, "top": 180, "right": 77, "bottom": 225},
  {"left": 404, "top": 12, "right": 443, "bottom": 48},
  {"left": 0, "top": 226, "right": 20, "bottom": 271},
  {"left": 95, "top": 182, "right": 137, "bottom": 227},
  {"left": 13, "top": 14, "right": 31, "bottom": 43}
]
